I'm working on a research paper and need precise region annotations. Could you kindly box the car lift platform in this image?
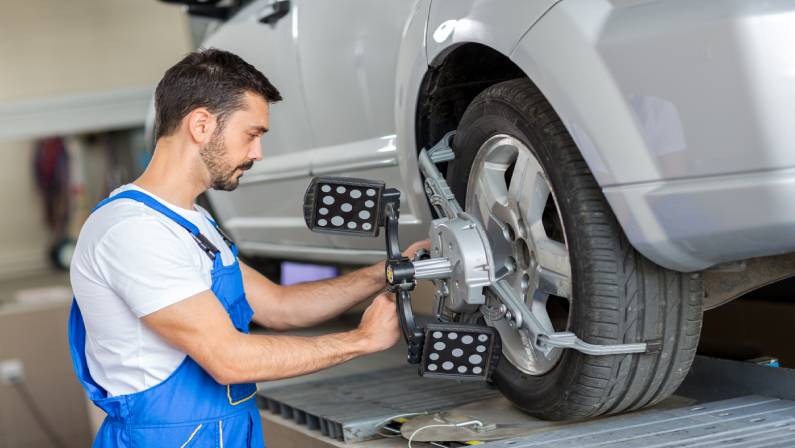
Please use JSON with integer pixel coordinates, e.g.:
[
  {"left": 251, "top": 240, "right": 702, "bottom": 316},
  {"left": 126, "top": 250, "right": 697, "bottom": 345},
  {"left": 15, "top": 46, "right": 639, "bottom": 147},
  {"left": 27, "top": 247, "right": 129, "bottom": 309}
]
[{"left": 257, "top": 354, "right": 795, "bottom": 447}]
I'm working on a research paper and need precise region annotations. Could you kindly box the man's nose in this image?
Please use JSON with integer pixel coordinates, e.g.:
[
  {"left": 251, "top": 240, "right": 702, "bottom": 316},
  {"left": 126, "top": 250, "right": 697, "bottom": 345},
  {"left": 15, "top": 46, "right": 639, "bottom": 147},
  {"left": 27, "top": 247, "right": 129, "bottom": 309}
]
[{"left": 250, "top": 143, "right": 263, "bottom": 161}]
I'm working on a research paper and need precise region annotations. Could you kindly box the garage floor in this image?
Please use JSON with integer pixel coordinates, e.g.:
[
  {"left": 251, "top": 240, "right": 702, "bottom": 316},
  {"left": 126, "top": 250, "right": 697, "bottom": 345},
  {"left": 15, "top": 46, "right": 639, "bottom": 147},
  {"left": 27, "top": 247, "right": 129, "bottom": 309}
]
[
  {"left": 3, "top": 269, "right": 794, "bottom": 447},
  {"left": 0, "top": 269, "right": 91, "bottom": 448}
]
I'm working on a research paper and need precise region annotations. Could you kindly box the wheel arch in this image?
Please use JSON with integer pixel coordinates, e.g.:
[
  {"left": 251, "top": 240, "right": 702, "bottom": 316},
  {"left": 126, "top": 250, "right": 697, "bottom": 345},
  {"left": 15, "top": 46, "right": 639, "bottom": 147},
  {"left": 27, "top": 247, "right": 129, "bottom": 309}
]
[
  {"left": 411, "top": 15, "right": 697, "bottom": 273},
  {"left": 415, "top": 43, "right": 526, "bottom": 154}
]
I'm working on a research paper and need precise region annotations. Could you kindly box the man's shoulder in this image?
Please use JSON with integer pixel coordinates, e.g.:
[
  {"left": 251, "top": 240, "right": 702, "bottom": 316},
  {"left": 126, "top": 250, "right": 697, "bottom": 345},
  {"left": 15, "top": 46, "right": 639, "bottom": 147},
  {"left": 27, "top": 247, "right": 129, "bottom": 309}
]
[
  {"left": 77, "top": 199, "right": 195, "bottom": 258},
  {"left": 87, "top": 200, "right": 179, "bottom": 236}
]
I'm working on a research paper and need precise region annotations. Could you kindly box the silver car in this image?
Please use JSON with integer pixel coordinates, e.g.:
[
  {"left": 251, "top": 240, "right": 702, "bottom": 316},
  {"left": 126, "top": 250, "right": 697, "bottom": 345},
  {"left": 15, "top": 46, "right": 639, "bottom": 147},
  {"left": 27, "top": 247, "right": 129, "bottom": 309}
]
[{"left": 155, "top": 0, "right": 795, "bottom": 420}]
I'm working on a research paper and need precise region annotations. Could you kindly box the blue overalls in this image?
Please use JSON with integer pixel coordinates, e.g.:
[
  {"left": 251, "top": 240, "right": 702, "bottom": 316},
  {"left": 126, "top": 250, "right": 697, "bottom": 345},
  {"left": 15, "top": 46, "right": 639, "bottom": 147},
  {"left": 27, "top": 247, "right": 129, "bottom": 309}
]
[{"left": 68, "top": 190, "right": 265, "bottom": 447}]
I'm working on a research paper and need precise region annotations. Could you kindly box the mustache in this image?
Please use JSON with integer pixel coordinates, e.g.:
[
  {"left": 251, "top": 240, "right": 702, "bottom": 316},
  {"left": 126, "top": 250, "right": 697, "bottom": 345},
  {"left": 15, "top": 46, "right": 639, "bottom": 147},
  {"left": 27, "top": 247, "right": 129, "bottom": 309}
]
[{"left": 237, "top": 161, "right": 254, "bottom": 171}]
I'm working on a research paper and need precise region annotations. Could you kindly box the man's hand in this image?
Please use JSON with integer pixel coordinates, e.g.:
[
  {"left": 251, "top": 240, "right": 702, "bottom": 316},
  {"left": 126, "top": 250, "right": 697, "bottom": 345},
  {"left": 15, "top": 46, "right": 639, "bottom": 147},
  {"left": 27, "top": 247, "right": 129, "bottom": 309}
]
[
  {"left": 239, "top": 239, "right": 431, "bottom": 332},
  {"left": 355, "top": 292, "right": 401, "bottom": 353},
  {"left": 402, "top": 239, "right": 431, "bottom": 260}
]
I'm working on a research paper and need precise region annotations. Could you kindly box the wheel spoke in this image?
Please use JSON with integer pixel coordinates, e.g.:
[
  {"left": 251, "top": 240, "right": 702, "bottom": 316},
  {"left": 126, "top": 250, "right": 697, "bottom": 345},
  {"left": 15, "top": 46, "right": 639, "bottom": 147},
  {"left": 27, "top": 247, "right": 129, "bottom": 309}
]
[
  {"left": 474, "top": 160, "right": 515, "bottom": 226},
  {"left": 509, "top": 151, "right": 550, "bottom": 238},
  {"left": 534, "top": 238, "right": 572, "bottom": 299},
  {"left": 529, "top": 290, "right": 555, "bottom": 331}
]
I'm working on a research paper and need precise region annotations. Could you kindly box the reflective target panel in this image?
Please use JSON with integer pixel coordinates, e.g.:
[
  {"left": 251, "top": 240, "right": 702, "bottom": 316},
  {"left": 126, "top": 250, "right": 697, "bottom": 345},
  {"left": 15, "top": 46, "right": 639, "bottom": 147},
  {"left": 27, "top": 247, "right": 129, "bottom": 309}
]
[
  {"left": 420, "top": 324, "right": 499, "bottom": 381},
  {"left": 303, "top": 176, "right": 385, "bottom": 237}
]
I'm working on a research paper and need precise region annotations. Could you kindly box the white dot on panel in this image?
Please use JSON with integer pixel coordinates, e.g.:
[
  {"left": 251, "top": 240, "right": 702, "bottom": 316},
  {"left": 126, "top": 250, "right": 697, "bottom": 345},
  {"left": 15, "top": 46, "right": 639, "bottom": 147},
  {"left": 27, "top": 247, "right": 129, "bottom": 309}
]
[
  {"left": 433, "top": 331, "right": 443, "bottom": 339},
  {"left": 461, "top": 335, "right": 474, "bottom": 344},
  {"left": 447, "top": 332, "right": 458, "bottom": 340},
  {"left": 476, "top": 345, "right": 487, "bottom": 353},
  {"left": 359, "top": 210, "right": 371, "bottom": 220},
  {"left": 350, "top": 189, "right": 362, "bottom": 199},
  {"left": 347, "top": 221, "right": 357, "bottom": 229},
  {"left": 429, "top": 352, "right": 439, "bottom": 361},
  {"left": 452, "top": 348, "right": 463, "bottom": 357},
  {"left": 442, "top": 362, "right": 454, "bottom": 370},
  {"left": 341, "top": 203, "right": 353, "bottom": 212},
  {"left": 322, "top": 196, "right": 334, "bottom": 205},
  {"left": 365, "top": 200, "right": 374, "bottom": 208},
  {"left": 319, "top": 207, "right": 329, "bottom": 215},
  {"left": 363, "top": 223, "right": 372, "bottom": 231},
  {"left": 427, "top": 363, "right": 438, "bottom": 371},
  {"left": 433, "top": 342, "right": 446, "bottom": 351},
  {"left": 366, "top": 189, "right": 376, "bottom": 197},
  {"left": 321, "top": 185, "right": 331, "bottom": 192},
  {"left": 458, "top": 366, "right": 468, "bottom": 374},
  {"left": 331, "top": 216, "right": 344, "bottom": 226},
  {"left": 468, "top": 354, "right": 483, "bottom": 364},
  {"left": 478, "top": 334, "right": 489, "bottom": 342},
  {"left": 473, "top": 367, "right": 483, "bottom": 374},
  {"left": 317, "top": 219, "right": 327, "bottom": 226},
  {"left": 336, "top": 186, "right": 346, "bottom": 194}
]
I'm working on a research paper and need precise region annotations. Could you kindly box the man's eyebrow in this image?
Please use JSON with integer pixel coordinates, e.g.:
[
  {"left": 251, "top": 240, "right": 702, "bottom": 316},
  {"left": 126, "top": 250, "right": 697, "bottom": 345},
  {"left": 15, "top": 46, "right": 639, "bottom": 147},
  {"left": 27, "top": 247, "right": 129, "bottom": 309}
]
[{"left": 249, "top": 125, "right": 269, "bottom": 134}]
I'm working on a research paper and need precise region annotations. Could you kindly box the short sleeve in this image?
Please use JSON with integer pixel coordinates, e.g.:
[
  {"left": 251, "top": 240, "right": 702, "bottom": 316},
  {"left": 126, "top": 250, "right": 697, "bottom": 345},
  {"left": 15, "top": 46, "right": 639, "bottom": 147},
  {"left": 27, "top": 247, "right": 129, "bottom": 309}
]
[{"left": 95, "top": 216, "right": 211, "bottom": 317}]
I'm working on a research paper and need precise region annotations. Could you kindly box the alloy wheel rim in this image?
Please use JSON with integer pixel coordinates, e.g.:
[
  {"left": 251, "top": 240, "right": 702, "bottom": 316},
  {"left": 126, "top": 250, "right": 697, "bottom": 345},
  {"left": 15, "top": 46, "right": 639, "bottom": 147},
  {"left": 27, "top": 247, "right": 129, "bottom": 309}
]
[{"left": 465, "top": 134, "right": 572, "bottom": 375}]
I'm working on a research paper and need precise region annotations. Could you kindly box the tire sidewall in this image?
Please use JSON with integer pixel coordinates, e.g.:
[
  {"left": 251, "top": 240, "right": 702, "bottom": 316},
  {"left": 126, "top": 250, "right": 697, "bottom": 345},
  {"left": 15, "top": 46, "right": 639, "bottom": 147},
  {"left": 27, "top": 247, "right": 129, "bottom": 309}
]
[{"left": 448, "top": 85, "right": 610, "bottom": 417}]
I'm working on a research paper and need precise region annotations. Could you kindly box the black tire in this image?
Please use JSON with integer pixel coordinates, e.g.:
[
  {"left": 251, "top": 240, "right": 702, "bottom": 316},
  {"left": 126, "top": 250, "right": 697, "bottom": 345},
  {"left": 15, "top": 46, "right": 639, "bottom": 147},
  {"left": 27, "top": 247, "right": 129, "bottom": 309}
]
[{"left": 448, "top": 78, "right": 704, "bottom": 420}]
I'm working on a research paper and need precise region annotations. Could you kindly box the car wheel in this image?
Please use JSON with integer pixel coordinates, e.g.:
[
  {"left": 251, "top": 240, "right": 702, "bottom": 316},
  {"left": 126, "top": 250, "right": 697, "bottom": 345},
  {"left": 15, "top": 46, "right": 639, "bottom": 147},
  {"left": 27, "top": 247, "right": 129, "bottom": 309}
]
[{"left": 447, "top": 78, "right": 704, "bottom": 420}]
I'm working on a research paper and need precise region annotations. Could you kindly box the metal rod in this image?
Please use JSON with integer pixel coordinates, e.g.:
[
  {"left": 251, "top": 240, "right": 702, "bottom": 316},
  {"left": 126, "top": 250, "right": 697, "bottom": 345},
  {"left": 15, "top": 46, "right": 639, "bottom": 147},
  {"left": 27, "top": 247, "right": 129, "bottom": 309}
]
[{"left": 412, "top": 258, "right": 453, "bottom": 279}]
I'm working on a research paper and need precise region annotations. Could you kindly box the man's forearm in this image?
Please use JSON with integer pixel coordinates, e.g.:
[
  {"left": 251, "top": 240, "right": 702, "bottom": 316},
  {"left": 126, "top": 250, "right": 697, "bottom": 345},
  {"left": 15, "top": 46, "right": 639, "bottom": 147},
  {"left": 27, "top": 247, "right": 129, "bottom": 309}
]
[
  {"left": 276, "top": 262, "right": 385, "bottom": 328},
  {"left": 215, "top": 330, "right": 370, "bottom": 383},
  {"left": 144, "top": 290, "right": 400, "bottom": 386}
]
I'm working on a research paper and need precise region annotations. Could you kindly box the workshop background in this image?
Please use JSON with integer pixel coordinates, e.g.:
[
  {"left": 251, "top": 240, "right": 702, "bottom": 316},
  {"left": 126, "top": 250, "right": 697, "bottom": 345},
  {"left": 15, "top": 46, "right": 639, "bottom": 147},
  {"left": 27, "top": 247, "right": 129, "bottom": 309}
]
[
  {"left": 1, "top": 1, "right": 795, "bottom": 448},
  {"left": 0, "top": 1, "right": 193, "bottom": 446}
]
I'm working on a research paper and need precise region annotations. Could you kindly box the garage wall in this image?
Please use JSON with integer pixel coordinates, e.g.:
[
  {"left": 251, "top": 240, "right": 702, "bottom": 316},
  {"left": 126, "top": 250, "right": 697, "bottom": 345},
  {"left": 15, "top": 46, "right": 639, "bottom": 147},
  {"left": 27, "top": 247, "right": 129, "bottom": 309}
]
[
  {"left": 0, "top": 141, "right": 50, "bottom": 280},
  {"left": 0, "top": 0, "right": 193, "bottom": 279},
  {"left": 0, "top": 0, "right": 192, "bottom": 102}
]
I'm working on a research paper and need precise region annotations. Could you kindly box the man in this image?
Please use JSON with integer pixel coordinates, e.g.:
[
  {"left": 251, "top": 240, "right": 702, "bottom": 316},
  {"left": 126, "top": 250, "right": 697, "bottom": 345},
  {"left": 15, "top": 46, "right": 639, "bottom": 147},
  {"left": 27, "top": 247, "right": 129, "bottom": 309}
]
[{"left": 69, "top": 49, "right": 427, "bottom": 447}]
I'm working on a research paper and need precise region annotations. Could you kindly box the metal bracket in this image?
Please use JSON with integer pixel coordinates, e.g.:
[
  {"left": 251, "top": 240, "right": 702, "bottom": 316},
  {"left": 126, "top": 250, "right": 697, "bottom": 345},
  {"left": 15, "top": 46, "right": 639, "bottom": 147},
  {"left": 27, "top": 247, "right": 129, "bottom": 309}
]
[
  {"left": 488, "top": 280, "right": 648, "bottom": 355},
  {"left": 538, "top": 333, "right": 648, "bottom": 356},
  {"left": 426, "top": 131, "right": 456, "bottom": 164}
]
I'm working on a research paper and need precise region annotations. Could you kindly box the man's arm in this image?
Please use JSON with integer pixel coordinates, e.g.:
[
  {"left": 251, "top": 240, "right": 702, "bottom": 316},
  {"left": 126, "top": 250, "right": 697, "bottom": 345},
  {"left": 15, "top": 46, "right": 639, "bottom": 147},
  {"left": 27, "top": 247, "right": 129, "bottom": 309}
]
[
  {"left": 142, "top": 289, "right": 400, "bottom": 384},
  {"left": 240, "top": 261, "right": 383, "bottom": 331},
  {"left": 242, "top": 240, "right": 429, "bottom": 331}
]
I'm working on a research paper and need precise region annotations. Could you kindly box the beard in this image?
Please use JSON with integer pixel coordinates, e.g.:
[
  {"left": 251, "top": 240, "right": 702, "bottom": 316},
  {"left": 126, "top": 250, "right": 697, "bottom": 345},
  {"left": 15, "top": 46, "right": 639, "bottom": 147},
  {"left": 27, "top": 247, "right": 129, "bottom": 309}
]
[{"left": 199, "top": 131, "right": 254, "bottom": 191}]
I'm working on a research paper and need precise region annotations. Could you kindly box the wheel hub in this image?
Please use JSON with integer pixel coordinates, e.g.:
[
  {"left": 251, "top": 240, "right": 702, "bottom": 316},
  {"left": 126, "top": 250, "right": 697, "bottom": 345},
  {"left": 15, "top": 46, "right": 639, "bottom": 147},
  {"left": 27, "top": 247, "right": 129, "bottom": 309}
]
[{"left": 427, "top": 212, "right": 494, "bottom": 313}]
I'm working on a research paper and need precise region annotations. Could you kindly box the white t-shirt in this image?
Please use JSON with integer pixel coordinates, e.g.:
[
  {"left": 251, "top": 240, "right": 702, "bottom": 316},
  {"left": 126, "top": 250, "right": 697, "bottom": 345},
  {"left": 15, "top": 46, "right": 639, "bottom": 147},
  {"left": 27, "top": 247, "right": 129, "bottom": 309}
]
[{"left": 70, "top": 184, "right": 235, "bottom": 397}]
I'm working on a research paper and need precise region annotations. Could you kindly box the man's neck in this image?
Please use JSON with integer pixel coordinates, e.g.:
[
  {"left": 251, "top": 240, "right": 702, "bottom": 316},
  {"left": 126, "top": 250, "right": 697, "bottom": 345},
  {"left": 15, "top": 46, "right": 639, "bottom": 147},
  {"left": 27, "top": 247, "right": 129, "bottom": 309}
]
[{"left": 134, "top": 138, "right": 208, "bottom": 210}]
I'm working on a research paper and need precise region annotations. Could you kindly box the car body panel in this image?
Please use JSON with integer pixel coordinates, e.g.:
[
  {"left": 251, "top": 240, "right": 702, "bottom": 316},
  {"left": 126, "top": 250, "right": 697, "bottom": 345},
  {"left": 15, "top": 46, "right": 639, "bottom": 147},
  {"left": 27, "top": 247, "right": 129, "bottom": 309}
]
[
  {"left": 291, "top": 0, "right": 428, "bottom": 253},
  {"left": 509, "top": 0, "right": 795, "bottom": 270},
  {"left": 425, "top": 0, "right": 561, "bottom": 66}
]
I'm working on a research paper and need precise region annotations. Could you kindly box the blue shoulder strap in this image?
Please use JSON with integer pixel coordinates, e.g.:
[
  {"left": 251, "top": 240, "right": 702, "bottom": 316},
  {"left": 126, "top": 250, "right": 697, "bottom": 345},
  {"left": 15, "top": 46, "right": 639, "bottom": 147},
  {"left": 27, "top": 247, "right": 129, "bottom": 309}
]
[
  {"left": 93, "top": 190, "right": 222, "bottom": 259},
  {"left": 203, "top": 214, "right": 238, "bottom": 253}
]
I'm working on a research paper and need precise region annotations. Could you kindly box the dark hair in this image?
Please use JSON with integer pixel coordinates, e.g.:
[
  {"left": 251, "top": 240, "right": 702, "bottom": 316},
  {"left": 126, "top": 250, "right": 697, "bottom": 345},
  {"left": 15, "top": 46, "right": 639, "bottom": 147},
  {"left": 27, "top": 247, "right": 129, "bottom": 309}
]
[{"left": 154, "top": 48, "right": 282, "bottom": 140}]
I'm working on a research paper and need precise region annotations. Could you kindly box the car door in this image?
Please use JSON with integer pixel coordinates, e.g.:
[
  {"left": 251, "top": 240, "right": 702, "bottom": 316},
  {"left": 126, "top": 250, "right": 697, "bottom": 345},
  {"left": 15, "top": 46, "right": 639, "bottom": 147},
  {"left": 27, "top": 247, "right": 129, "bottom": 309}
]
[
  {"left": 199, "top": 0, "right": 334, "bottom": 253},
  {"left": 294, "top": 0, "right": 419, "bottom": 251}
]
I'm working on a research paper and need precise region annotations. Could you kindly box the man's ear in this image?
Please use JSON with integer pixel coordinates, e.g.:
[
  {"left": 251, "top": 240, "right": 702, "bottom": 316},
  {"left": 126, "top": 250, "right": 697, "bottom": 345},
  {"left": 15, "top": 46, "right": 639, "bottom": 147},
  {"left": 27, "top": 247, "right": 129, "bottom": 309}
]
[{"left": 185, "top": 107, "right": 218, "bottom": 144}]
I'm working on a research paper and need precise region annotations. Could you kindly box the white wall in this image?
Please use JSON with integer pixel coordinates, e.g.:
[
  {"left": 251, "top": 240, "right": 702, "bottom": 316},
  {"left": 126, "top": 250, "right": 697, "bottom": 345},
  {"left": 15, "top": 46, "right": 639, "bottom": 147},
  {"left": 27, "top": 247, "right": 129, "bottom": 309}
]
[
  {"left": 0, "top": 0, "right": 192, "bottom": 279},
  {"left": 0, "top": 0, "right": 192, "bottom": 101}
]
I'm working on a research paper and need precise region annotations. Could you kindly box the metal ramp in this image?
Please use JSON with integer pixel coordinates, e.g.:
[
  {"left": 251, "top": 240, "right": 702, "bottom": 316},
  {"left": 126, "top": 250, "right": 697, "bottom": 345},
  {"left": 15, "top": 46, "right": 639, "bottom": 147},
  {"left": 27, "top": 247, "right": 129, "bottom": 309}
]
[
  {"left": 257, "top": 366, "right": 500, "bottom": 442},
  {"left": 258, "top": 355, "right": 795, "bottom": 446},
  {"left": 480, "top": 395, "right": 795, "bottom": 447}
]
